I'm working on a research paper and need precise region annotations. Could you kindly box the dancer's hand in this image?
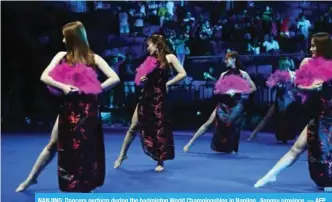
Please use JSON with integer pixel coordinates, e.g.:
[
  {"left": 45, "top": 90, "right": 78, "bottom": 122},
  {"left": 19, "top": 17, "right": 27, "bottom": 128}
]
[
  {"left": 62, "top": 85, "right": 79, "bottom": 95},
  {"left": 166, "top": 83, "right": 170, "bottom": 93},
  {"left": 225, "top": 89, "right": 237, "bottom": 96},
  {"left": 140, "top": 76, "right": 147, "bottom": 82}
]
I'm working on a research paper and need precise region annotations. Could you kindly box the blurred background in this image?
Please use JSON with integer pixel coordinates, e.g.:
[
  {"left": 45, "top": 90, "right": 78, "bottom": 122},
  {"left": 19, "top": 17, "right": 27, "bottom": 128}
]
[{"left": 1, "top": 0, "right": 332, "bottom": 132}]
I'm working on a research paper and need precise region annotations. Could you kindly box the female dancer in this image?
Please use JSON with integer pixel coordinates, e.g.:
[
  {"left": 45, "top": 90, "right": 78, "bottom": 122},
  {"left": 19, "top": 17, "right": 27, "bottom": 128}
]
[
  {"left": 113, "top": 34, "right": 187, "bottom": 172},
  {"left": 247, "top": 57, "right": 297, "bottom": 143},
  {"left": 183, "top": 51, "right": 256, "bottom": 153},
  {"left": 16, "top": 21, "right": 120, "bottom": 192},
  {"left": 254, "top": 32, "right": 332, "bottom": 188}
]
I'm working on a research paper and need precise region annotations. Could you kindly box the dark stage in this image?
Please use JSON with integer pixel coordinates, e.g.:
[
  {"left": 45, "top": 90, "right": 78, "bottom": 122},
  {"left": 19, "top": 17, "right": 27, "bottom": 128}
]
[{"left": 2, "top": 129, "right": 321, "bottom": 202}]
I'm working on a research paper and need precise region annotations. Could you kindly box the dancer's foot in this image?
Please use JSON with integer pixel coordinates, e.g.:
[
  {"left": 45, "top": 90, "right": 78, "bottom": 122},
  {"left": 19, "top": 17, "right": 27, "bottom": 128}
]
[
  {"left": 113, "top": 155, "right": 128, "bottom": 169},
  {"left": 155, "top": 161, "right": 164, "bottom": 172},
  {"left": 183, "top": 142, "right": 192, "bottom": 152},
  {"left": 254, "top": 175, "right": 277, "bottom": 188},
  {"left": 15, "top": 179, "right": 38, "bottom": 192},
  {"left": 247, "top": 135, "right": 256, "bottom": 141}
]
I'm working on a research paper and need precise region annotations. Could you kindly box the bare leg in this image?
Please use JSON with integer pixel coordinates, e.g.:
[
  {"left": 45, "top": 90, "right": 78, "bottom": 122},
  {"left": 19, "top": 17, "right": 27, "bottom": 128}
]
[
  {"left": 247, "top": 104, "right": 275, "bottom": 141},
  {"left": 183, "top": 109, "right": 216, "bottom": 152},
  {"left": 15, "top": 116, "right": 59, "bottom": 192},
  {"left": 254, "top": 125, "right": 308, "bottom": 188},
  {"left": 114, "top": 106, "right": 138, "bottom": 168}
]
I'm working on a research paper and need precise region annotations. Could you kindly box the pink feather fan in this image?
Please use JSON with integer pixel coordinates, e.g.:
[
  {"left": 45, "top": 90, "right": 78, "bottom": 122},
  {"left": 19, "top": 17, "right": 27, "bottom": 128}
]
[
  {"left": 134, "top": 56, "right": 158, "bottom": 86},
  {"left": 214, "top": 75, "right": 251, "bottom": 94},
  {"left": 266, "top": 70, "right": 292, "bottom": 88},
  {"left": 295, "top": 57, "right": 332, "bottom": 87},
  {"left": 47, "top": 63, "right": 102, "bottom": 95}
]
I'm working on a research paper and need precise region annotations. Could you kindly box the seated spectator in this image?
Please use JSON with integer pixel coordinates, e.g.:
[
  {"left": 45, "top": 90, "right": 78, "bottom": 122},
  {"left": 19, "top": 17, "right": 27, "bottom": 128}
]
[
  {"left": 262, "top": 34, "right": 279, "bottom": 52},
  {"left": 247, "top": 36, "right": 261, "bottom": 55}
]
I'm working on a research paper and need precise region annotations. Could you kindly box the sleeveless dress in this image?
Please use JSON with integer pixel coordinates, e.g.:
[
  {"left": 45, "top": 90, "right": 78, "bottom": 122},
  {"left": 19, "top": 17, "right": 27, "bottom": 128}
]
[
  {"left": 211, "top": 69, "right": 244, "bottom": 153},
  {"left": 137, "top": 65, "right": 175, "bottom": 161},
  {"left": 49, "top": 59, "right": 105, "bottom": 192},
  {"left": 307, "top": 80, "right": 332, "bottom": 187},
  {"left": 274, "top": 81, "right": 298, "bottom": 142}
]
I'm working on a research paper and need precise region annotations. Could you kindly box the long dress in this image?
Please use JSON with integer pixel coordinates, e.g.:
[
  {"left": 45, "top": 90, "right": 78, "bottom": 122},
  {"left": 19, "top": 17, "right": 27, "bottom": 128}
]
[
  {"left": 211, "top": 69, "right": 244, "bottom": 153},
  {"left": 137, "top": 66, "right": 175, "bottom": 161},
  {"left": 52, "top": 61, "right": 105, "bottom": 192},
  {"left": 307, "top": 80, "right": 332, "bottom": 187},
  {"left": 274, "top": 82, "right": 298, "bottom": 142}
]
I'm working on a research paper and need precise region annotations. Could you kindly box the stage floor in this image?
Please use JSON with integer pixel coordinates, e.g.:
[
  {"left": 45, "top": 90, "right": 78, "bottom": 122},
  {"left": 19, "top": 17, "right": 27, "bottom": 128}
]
[{"left": 2, "top": 130, "right": 321, "bottom": 202}]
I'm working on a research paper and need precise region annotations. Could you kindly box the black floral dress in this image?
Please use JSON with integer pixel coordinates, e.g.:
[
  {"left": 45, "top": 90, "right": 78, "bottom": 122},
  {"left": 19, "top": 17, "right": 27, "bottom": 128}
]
[
  {"left": 137, "top": 65, "right": 175, "bottom": 161},
  {"left": 57, "top": 68, "right": 105, "bottom": 192},
  {"left": 306, "top": 80, "right": 332, "bottom": 187},
  {"left": 274, "top": 82, "right": 298, "bottom": 142},
  {"left": 211, "top": 69, "right": 244, "bottom": 153}
]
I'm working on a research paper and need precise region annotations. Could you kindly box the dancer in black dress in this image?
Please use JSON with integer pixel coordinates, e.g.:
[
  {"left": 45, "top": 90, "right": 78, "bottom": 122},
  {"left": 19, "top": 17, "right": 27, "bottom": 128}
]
[
  {"left": 16, "top": 21, "right": 120, "bottom": 192},
  {"left": 183, "top": 51, "right": 256, "bottom": 153},
  {"left": 254, "top": 32, "right": 332, "bottom": 188},
  {"left": 247, "top": 58, "right": 297, "bottom": 143},
  {"left": 114, "top": 34, "right": 186, "bottom": 172}
]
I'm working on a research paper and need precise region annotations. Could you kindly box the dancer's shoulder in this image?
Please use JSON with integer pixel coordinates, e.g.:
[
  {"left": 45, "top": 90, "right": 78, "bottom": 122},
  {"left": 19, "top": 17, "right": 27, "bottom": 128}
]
[
  {"left": 54, "top": 51, "right": 67, "bottom": 58},
  {"left": 239, "top": 70, "right": 250, "bottom": 78},
  {"left": 49, "top": 51, "right": 67, "bottom": 64},
  {"left": 299, "top": 57, "right": 311, "bottom": 69},
  {"left": 165, "top": 53, "right": 177, "bottom": 62}
]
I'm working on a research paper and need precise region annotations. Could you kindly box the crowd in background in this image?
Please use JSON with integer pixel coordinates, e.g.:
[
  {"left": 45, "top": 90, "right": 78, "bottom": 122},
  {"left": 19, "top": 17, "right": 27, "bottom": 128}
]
[{"left": 2, "top": 1, "right": 332, "bottom": 128}]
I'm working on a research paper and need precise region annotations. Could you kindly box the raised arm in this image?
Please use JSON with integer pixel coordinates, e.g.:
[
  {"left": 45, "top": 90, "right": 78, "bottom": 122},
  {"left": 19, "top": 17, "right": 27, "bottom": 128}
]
[
  {"left": 241, "top": 70, "right": 257, "bottom": 92},
  {"left": 94, "top": 54, "right": 120, "bottom": 91},
  {"left": 40, "top": 51, "right": 71, "bottom": 93},
  {"left": 165, "top": 54, "right": 187, "bottom": 86}
]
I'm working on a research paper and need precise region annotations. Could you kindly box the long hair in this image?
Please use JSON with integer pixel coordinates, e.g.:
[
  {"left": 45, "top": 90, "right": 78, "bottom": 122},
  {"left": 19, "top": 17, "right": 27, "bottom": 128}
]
[
  {"left": 226, "top": 51, "right": 242, "bottom": 70},
  {"left": 147, "top": 34, "right": 172, "bottom": 68},
  {"left": 312, "top": 32, "right": 332, "bottom": 59},
  {"left": 62, "top": 21, "right": 96, "bottom": 67}
]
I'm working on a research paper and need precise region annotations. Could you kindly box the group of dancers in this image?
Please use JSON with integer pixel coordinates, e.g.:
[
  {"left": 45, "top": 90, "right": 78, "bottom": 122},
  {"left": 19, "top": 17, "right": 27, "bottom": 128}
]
[{"left": 15, "top": 21, "right": 332, "bottom": 193}]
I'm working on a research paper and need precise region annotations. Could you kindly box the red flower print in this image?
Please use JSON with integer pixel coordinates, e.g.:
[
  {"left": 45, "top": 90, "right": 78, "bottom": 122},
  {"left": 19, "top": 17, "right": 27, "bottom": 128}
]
[
  {"left": 68, "top": 180, "right": 78, "bottom": 189},
  {"left": 68, "top": 112, "right": 80, "bottom": 124},
  {"left": 73, "top": 139, "right": 80, "bottom": 149},
  {"left": 84, "top": 104, "right": 91, "bottom": 115}
]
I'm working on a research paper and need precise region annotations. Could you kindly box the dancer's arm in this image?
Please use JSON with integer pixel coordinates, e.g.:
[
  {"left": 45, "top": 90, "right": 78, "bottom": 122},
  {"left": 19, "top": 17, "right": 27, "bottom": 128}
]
[
  {"left": 40, "top": 52, "right": 74, "bottom": 93},
  {"left": 165, "top": 54, "right": 187, "bottom": 86},
  {"left": 94, "top": 54, "right": 120, "bottom": 91},
  {"left": 297, "top": 79, "right": 323, "bottom": 91},
  {"left": 241, "top": 70, "right": 257, "bottom": 92},
  {"left": 254, "top": 125, "right": 308, "bottom": 187},
  {"left": 299, "top": 57, "right": 311, "bottom": 69}
]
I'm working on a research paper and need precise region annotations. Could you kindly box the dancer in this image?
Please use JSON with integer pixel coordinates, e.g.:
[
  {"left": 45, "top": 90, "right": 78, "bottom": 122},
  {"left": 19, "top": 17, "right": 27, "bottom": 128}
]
[
  {"left": 113, "top": 34, "right": 187, "bottom": 172},
  {"left": 16, "top": 21, "right": 120, "bottom": 192},
  {"left": 183, "top": 51, "right": 256, "bottom": 153},
  {"left": 247, "top": 57, "right": 297, "bottom": 143},
  {"left": 254, "top": 32, "right": 332, "bottom": 188}
]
